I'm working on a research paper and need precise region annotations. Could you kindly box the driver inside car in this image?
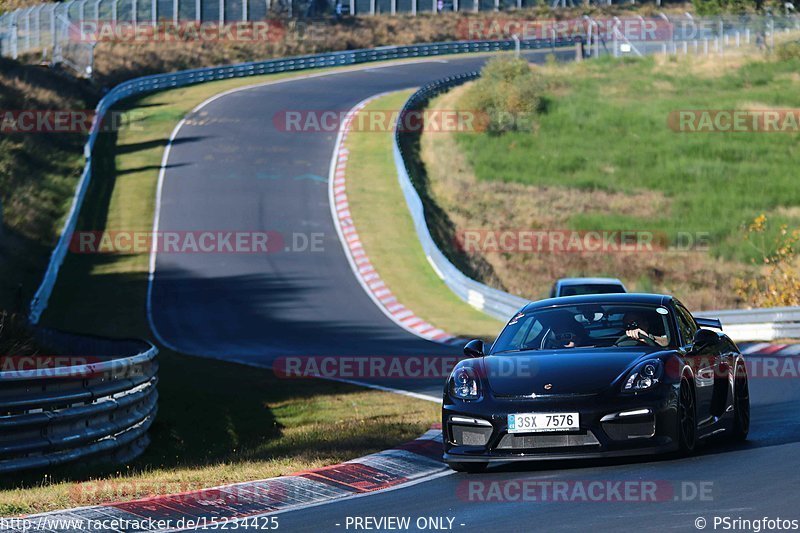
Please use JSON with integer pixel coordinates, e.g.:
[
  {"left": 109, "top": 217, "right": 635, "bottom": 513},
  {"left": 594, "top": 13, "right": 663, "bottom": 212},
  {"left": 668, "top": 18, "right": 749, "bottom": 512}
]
[
  {"left": 545, "top": 320, "right": 589, "bottom": 349},
  {"left": 622, "top": 311, "right": 668, "bottom": 347}
]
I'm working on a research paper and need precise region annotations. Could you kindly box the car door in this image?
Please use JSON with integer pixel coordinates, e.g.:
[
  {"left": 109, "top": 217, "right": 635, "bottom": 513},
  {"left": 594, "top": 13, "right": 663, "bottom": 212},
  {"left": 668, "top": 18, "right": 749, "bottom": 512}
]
[{"left": 674, "top": 302, "right": 716, "bottom": 426}]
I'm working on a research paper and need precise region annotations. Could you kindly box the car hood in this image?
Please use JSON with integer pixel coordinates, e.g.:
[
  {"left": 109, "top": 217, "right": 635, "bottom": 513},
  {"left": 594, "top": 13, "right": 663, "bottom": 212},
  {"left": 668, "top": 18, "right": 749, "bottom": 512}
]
[{"left": 483, "top": 348, "right": 659, "bottom": 397}]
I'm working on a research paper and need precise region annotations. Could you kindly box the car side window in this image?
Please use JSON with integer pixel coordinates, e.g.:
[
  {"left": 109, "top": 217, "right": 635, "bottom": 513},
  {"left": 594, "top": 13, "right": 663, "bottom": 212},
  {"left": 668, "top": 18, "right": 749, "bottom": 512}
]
[
  {"left": 675, "top": 303, "right": 698, "bottom": 346},
  {"left": 508, "top": 317, "right": 544, "bottom": 347}
]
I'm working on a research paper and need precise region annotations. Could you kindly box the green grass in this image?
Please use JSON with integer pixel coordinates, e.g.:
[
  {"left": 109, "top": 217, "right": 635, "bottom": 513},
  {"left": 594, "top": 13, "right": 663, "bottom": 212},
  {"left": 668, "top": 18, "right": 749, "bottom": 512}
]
[
  {"left": 454, "top": 53, "right": 800, "bottom": 263},
  {"left": 0, "top": 59, "right": 96, "bottom": 313},
  {"left": 1, "top": 67, "right": 456, "bottom": 516},
  {"left": 0, "top": 352, "right": 438, "bottom": 514},
  {"left": 344, "top": 92, "right": 504, "bottom": 340}
]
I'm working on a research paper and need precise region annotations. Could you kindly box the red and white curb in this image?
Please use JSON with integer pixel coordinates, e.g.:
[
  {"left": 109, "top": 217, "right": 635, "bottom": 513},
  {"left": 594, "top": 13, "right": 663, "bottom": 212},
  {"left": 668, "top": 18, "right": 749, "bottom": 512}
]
[
  {"left": 328, "top": 94, "right": 460, "bottom": 345},
  {"left": 739, "top": 342, "right": 800, "bottom": 357},
  {"left": 14, "top": 429, "right": 448, "bottom": 531}
]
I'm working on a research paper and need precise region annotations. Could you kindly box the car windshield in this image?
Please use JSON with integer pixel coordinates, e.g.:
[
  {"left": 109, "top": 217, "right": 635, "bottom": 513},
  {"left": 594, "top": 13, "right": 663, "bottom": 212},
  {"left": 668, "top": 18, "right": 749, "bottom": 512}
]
[
  {"left": 560, "top": 284, "right": 626, "bottom": 296},
  {"left": 491, "top": 303, "right": 675, "bottom": 354}
]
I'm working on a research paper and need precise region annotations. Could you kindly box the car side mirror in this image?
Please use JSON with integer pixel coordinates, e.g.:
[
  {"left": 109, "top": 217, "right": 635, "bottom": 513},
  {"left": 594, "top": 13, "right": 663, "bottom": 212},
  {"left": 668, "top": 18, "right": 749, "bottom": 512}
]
[
  {"left": 691, "top": 328, "right": 719, "bottom": 352},
  {"left": 463, "top": 339, "right": 485, "bottom": 358}
]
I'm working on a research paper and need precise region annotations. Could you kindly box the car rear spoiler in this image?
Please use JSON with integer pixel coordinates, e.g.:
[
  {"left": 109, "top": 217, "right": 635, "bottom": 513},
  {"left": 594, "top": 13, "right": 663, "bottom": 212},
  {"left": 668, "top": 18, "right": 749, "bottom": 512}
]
[{"left": 695, "top": 317, "right": 723, "bottom": 330}]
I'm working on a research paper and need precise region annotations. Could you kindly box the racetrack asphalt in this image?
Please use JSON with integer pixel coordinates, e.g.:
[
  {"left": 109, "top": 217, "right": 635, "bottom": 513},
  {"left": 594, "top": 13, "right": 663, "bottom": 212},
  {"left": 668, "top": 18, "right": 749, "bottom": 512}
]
[
  {"left": 150, "top": 50, "right": 800, "bottom": 532},
  {"left": 149, "top": 49, "right": 571, "bottom": 398},
  {"left": 231, "top": 375, "right": 800, "bottom": 532}
]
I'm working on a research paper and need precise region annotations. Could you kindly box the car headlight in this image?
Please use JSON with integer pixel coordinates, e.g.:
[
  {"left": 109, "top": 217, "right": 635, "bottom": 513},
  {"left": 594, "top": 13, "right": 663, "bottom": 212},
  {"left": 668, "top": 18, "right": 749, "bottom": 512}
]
[
  {"left": 449, "top": 366, "right": 481, "bottom": 400},
  {"left": 623, "top": 360, "right": 663, "bottom": 392}
]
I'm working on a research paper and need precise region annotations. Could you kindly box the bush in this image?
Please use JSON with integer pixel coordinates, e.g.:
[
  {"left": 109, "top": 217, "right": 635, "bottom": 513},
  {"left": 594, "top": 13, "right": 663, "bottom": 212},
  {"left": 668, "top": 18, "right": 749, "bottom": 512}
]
[
  {"left": 460, "top": 56, "right": 545, "bottom": 134},
  {"left": 776, "top": 41, "right": 800, "bottom": 61},
  {"left": 733, "top": 215, "right": 800, "bottom": 307}
]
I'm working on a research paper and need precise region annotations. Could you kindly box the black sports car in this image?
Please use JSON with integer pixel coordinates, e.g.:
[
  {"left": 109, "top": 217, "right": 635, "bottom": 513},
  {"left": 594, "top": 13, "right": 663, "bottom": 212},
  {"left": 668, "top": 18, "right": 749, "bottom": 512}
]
[{"left": 443, "top": 293, "right": 750, "bottom": 472}]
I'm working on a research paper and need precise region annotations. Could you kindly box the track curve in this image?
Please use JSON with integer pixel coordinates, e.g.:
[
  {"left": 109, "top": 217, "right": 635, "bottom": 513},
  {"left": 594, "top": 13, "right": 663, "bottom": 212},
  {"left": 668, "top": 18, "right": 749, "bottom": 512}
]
[{"left": 149, "top": 50, "right": 568, "bottom": 397}]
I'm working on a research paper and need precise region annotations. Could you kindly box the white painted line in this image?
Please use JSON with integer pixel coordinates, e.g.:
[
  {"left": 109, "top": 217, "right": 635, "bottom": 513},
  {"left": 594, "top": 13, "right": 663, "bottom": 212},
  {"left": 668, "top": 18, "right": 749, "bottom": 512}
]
[
  {"left": 743, "top": 343, "right": 771, "bottom": 354},
  {"left": 780, "top": 344, "right": 800, "bottom": 356},
  {"left": 147, "top": 59, "right": 482, "bottom": 354}
]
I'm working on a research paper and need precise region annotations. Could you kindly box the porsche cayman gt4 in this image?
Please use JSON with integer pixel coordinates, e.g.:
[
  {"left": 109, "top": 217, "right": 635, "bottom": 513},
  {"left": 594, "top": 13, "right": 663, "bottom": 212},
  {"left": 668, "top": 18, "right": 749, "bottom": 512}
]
[{"left": 443, "top": 293, "right": 750, "bottom": 472}]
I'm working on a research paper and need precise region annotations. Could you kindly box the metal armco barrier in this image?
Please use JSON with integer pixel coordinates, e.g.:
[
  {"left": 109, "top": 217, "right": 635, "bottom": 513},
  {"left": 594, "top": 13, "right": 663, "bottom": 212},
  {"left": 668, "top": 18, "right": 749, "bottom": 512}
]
[
  {"left": 393, "top": 75, "right": 800, "bottom": 341},
  {"left": 27, "top": 36, "right": 577, "bottom": 325},
  {"left": 695, "top": 307, "right": 800, "bottom": 342},
  {"left": 0, "top": 330, "right": 158, "bottom": 474},
  {"left": 394, "top": 72, "right": 529, "bottom": 322}
]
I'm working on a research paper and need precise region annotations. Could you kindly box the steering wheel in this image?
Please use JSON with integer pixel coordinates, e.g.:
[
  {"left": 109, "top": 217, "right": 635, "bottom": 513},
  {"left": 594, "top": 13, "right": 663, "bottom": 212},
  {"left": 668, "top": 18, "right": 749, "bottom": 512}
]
[{"left": 614, "top": 333, "right": 658, "bottom": 347}]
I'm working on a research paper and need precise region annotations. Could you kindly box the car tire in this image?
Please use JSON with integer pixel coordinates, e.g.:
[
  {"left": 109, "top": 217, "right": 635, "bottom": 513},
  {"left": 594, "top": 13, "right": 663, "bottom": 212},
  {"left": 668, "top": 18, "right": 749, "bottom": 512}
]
[
  {"left": 730, "top": 361, "right": 750, "bottom": 442},
  {"left": 447, "top": 462, "right": 488, "bottom": 473},
  {"left": 678, "top": 378, "right": 697, "bottom": 454}
]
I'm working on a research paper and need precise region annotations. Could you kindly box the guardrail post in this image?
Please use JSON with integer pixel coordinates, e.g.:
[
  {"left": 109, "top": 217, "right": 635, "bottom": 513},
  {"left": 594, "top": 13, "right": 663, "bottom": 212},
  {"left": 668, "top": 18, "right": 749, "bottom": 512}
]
[
  {"left": 48, "top": 7, "right": 55, "bottom": 49},
  {"left": 370, "top": 0, "right": 375, "bottom": 14},
  {"left": 412, "top": 0, "right": 417, "bottom": 15},
  {"left": 391, "top": 0, "right": 396, "bottom": 14},
  {"left": 132, "top": 0, "right": 138, "bottom": 25},
  {"left": 152, "top": 0, "right": 157, "bottom": 24},
  {"left": 10, "top": 12, "right": 18, "bottom": 59},
  {"left": 219, "top": 0, "right": 224, "bottom": 23},
  {"left": 769, "top": 16, "right": 774, "bottom": 50},
  {"left": 242, "top": 0, "right": 247, "bottom": 21},
  {"left": 173, "top": 0, "right": 178, "bottom": 23},
  {"left": 473, "top": 0, "right": 477, "bottom": 12},
  {"left": 196, "top": 0, "right": 201, "bottom": 22},
  {"left": 349, "top": 0, "right": 354, "bottom": 15},
  {"left": 34, "top": 6, "right": 43, "bottom": 48},
  {"left": 24, "top": 8, "right": 32, "bottom": 52}
]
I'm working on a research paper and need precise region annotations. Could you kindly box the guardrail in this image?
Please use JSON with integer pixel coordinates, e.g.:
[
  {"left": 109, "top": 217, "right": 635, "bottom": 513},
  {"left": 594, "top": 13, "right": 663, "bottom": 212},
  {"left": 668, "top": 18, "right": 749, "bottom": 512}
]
[
  {"left": 393, "top": 74, "right": 800, "bottom": 342},
  {"left": 695, "top": 307, "right": 800, "bottom": 342},
  {"left": 0, "top": 330, "right": 158, "bottom": 474},
  {"left": 27, "top": 36, "right": 578, "bottom": 325},
  {"left": 394, "top": 72, "right": 529, "bottom": 322}
]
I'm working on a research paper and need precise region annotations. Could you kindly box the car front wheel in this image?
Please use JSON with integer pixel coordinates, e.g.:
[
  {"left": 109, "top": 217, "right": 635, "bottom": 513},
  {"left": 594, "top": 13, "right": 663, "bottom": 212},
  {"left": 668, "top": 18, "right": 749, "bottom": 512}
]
[
  {"left": 731, "top": 362, "right": 750, "bottom": 441},
  {"left": 678, "top": 378, "right": 697, "bottom": 454}
]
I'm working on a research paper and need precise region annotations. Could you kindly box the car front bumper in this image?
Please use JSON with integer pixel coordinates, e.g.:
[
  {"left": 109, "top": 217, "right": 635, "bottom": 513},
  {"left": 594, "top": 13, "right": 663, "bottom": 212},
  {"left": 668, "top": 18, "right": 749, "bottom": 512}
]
[{"left": 442, "top": 384, "right": 680, "bottom": 463}]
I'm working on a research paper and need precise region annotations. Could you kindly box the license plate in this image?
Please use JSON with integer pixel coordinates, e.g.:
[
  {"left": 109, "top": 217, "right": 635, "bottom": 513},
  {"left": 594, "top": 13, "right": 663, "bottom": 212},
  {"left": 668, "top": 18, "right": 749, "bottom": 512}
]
[{"left": 507, "top": 412, "right": 580, "bottom": 433}]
